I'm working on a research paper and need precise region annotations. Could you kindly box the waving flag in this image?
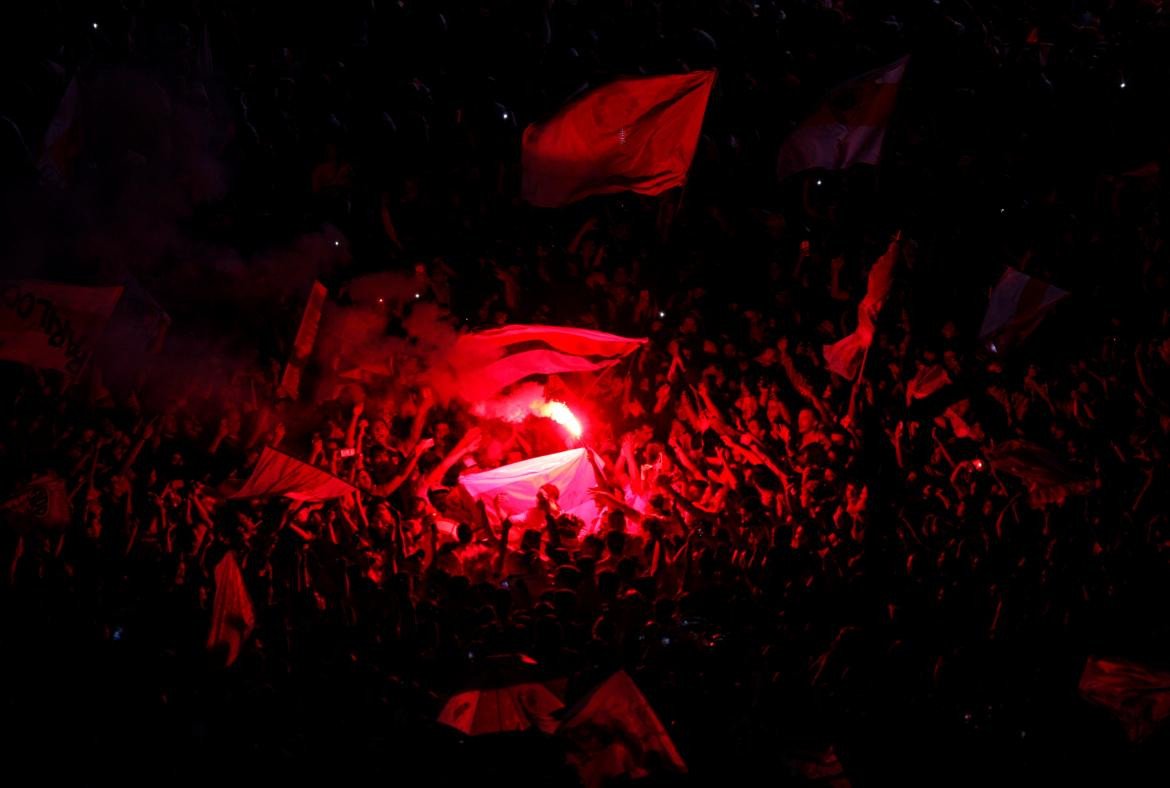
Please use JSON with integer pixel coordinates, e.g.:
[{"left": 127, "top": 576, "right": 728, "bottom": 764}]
[
  {"left": 280, "top": 281, "right": 327, "bottom": 399},
  {"left": 777, "top": 56, "right": 908, "bottom": 180},
  {"left": 228, "top": 447, "right": 356, "bottom": 502},
  {"left": 0, "top": 281, "right": 123, "bottom": 375},
  {"left": 522, "top": 71, "right": 716, "bottom": 208},
  {"left": 980, "top": 268, "right": 1068, "bottom": 351},
  {"left": 458, "top": 447, "right": 605, "bottom": 534},
  {"left": 206, "top": 551, "right": 255, "bottom": 667},
  {"left": 558, "top": 671, "right": 687, "bottom": 788},
  {"left": 823, "top": 236, "right": 900, "bottom": 379},
  {"left": 987, "top": 439, "right": 1095, "bottom": 506},
  {"left": 0, "top": 473, "right": 71, "bottom": 530},
  {"left": 1079, "top": 656, "right": 1170, "bottom": 743},
  {"left": 456, "top": 324, "right": 647, "bottom": 394},
  {"left": 906, "top": 363, "right": 951, "bottom": 404}
]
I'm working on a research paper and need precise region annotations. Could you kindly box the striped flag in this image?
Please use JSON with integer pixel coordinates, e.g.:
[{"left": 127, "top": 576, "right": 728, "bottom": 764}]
[
  {"left": 979, "top": 268, "right": 1068, "bottom": 352},
  {"left": 456, "top": 324, "right": 647, "bottom": 394},
  {"left": 777, "top": 56, "right": 908, "bottom": 180},
  {"left": 228, "top": 447, "right": 356, "bottom": 502},
  {"left": 522, "top": 71, "right": 716, "bottom": 208}
]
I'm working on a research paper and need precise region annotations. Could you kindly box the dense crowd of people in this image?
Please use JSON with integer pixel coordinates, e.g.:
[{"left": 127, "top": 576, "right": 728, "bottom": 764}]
[{"left": 4, "top": 1, "right": 1170, "bottom": 785}]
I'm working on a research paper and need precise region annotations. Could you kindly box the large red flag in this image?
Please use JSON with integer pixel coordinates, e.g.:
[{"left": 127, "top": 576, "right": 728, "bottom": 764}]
[
  {"left": 1079, "top": 656, "right": 1170, "bottom": 742},
  {"left": 0, "top": 281, "right": 123, "bottom": 375},
  {"left": 455, "top": 324, "right": 647, "bottom": 395},
  {"left": 777, "top": 56, "right": 908, "bottom": 180},
  {"left": 557, "top": 670, "right": 686, "bottom": 788},
  {"left": 522, "top": 71, "right": 716, "bottom": 208},
  {"left": 228, "top": 447, "right": 357, "bottom": 502},
  {"left": 206, "top": 551, "right": 255, "bottom": 667},
  {"left": 823, "top": 236, "right": 900, "bottom": 379}
]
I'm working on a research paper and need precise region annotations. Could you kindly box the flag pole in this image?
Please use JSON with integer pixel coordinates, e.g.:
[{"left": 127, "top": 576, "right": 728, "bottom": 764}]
[
  {"left": 846, "top": 230, "right": 901, "bottom": 425},
  {"left": 845, "top": 341, "right": 872, "bottom": 427}
]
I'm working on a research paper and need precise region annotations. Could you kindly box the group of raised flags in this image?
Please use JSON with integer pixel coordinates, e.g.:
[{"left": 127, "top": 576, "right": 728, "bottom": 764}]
[{"left": 521, "top": 56, "right": 911, "bottom": 208}]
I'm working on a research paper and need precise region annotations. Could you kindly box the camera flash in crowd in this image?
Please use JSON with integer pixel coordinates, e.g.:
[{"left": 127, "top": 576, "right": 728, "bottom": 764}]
[
  {"left": 333, "top": 240, "right": 340, "bottom": 247},
  {"left": 414, "top": 292, "right": 421, "bottom": 299},
  {"left": 92, "top": 22, "right": 99, "bottom": 29},
  {"left": 816, "top": 179, "right": 823, "bottom": 186},
  {"left": 1119, "top": 81, "right": 1126, "bottom": 89},
  {"left": 973, "top": 459, "right": 986, "bottom": 471}
]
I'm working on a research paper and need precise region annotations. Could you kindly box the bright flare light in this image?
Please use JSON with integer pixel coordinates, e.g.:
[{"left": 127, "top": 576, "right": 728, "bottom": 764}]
[{"left": 536, "top": 400, "right": 583, "bottom": 439}]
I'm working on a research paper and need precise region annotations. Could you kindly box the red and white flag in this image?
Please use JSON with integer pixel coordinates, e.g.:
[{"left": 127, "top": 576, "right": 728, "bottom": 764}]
[
  {"left": 522, "top": 71, "right": 716, "bottom": 208},
  {"left": 557, "top": 670, "right": 687, "bottom": 788},
  {"left": 777, "top": 56, "right": 908, "bottom": 180},
  {"left": 228, "top": 447, "right": 357, "bottom": 502},
  {"left": 979, "top": 268, "right": 1068, "bottom": 351},
  {"left": 1079, "top": 656, "right": 1170, "bottom": 743},
  {"left": 0, "top": 281, "right": 123, "bottom": 375},
  {"left": 823, "top": 237, "right": 900, "bottom": 379},
  {"left": 280, "top": 281, "right": 328, "bottom": 399},
  {"left": 456, "top": 324, "right": 647, "bottom": 394},
  {"left": 206, "top": 551, "right": 255, "bottom": 667}
]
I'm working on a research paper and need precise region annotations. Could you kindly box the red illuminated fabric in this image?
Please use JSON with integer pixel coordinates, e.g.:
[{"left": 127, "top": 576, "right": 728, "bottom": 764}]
[
  {"left": 0, "top": 280, "right": 123, "bottom": 375},
  {"left": 229, "top": 447, "right": 357, "bottom": 502},
  {"left": 439, "top": 683, "right": 565, "bottom": 735},
  {"left": 280, "top": 281, "right": 327, "bottom": 399},
  {"left": 823, "top": 238, "right": 899, "bottom": 379},
  {"left": 1079, "top": 656, "right": 1170, "bottom": 742},
  {"left": 522, "top": 71, "right": 716, "bottom": 207},
  {"left": 906, "top": 363, "right": 951, "bottom": 404},
  {"left": 558, "top": 670, "right": 686, "bottom": 788},
  {"left": 457, "top": 324, "right": 647, "bottom": 393},
  {"left": 0, "top": 473, "right": 70, "bottom": 529},
  {"left": 206, "top": 551, "right": 255, "bottom": 667},
  {"left": 458, "top": 447, "right": 604, "bottom": 534},
  {"left": 777, "top": 56, "right": 908, "bottom": 179},
  {"left": 987, "top": 439, "right": 1095, "bottom": 506}
]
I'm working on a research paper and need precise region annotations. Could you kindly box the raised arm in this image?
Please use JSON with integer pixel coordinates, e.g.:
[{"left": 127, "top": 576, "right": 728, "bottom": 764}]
[{"left": 415, "top": 428, "right": 481, "bottom": 498}]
